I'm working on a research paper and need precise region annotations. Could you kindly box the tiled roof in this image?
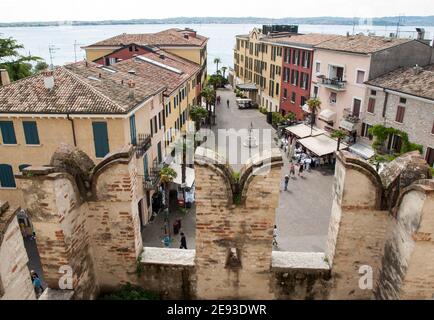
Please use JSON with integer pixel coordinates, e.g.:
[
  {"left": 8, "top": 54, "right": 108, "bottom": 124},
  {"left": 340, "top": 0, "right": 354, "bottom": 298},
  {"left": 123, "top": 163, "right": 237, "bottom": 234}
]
[
  {"left": 87, "top": 28, "right": 207, "bottom": 47},
  {"left": 263, "top": 33, "right": 340, "bottom": 47},
  {"left": 113, "top": 49, "right": 201, "bottom": 95},
  {"left": 366, "top": 65, "right": 434, "bottom": 101},
  {"left": 314, "top": 35, "right": 413, "bottom": 54},
  {"left": 0, "top": 61, "right": 165, "bottom": 115}
]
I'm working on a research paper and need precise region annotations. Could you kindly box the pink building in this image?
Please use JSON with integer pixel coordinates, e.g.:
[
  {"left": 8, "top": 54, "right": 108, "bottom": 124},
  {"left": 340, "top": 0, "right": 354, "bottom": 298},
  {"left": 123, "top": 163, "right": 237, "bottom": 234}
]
[{"left": 311, "top": 35, "right": 433, "bottom": 142}]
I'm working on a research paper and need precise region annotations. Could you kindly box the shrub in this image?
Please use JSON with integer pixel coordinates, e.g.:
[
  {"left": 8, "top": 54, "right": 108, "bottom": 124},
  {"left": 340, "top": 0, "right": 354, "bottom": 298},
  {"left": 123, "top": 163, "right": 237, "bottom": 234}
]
[{"left": 100, "top": 283, "right": 159, "bottom": 300}]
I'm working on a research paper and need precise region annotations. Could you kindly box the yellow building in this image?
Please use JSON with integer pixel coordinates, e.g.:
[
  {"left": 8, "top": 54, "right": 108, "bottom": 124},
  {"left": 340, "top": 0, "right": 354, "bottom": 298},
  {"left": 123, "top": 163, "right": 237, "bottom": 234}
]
[
  {"left": 234, "top": 28, "right": 283, "bottom": 112},
  {"left": 83, "top": 28, "right": 208, "bottom": 89},
  {"left": 0, "top": 62, "right": 166, "bottom": 225}
]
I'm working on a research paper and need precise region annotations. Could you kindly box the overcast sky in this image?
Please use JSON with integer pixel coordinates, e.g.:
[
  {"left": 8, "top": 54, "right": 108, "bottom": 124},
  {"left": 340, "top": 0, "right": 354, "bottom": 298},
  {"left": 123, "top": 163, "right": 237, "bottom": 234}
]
[{"left": 1, "top": 0, "right": 433, "bottom": 22}]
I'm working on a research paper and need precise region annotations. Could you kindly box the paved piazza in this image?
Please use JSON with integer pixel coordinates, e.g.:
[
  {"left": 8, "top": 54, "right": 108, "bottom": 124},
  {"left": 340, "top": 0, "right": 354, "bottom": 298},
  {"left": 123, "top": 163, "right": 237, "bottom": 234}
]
[{"left": 142, "top": 86, "right": 334, "bottom": 252}]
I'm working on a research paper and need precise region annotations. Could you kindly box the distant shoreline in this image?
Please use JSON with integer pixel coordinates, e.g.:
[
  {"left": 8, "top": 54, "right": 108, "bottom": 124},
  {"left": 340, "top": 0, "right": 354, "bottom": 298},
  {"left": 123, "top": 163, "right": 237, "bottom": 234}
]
[{"left": 1, "top": 16, "right": 434, "bottom": 28}]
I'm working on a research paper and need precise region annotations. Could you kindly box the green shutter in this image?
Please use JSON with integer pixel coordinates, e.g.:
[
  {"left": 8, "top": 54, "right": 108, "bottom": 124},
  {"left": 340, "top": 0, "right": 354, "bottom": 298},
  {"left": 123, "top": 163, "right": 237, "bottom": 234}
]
[
  {"left": 92, "top": 122, "right": 110, "bottom": 158},
  {"left": 130, "top": 115, "right": 137, "bottom": 145},
  {"left": 23, "top": 121, "right": 40, "bottom": 145},
  {"left": 0, "top": 121, "right": 17, "bottom": 144},
  {"left": 0, "top": 164, "right": 16, "bottom": 188}
]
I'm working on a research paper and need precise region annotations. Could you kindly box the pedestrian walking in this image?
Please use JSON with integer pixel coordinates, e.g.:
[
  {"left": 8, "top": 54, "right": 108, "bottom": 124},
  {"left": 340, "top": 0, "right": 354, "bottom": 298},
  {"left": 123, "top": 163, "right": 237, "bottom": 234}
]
[
  {"left": 227, "top": 99, "right": 230, "bottom": 108},
  {"left": 217, "top": 95, "right": 221, "bottom": 105},
  {"left": 284, "top": 175, "right": 290, "bottom": 191},
  {"left": 272, "top": 225, "right": 278, "bottom": 246},
  {"left": 289, "top": 162, "right": 296, "bottom": 177},
  {"left": 180, "top": 232, "right": 187, "bottom": 249},
  {"left": 298, "top": 163, "right": 304, "bottom": 177},
  {"left": 31, "top": 271, "right": 44, "bottom": 296}
]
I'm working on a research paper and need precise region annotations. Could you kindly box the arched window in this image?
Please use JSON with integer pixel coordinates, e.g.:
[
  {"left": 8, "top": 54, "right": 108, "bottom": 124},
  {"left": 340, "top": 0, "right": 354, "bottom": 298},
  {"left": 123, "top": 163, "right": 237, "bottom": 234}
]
[{"left": 0, "top": 164, "right": 16, "bottom": 188}]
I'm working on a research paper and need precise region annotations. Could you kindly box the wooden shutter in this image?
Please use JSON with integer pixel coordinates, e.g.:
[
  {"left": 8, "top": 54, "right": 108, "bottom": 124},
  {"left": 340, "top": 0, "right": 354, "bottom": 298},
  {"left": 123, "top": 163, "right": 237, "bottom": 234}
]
[
  {"left": 0, "top": 164, "right": 16, "bottom": 188},
  {"left": 395, "top": 106, "right": 405, "bottom": 123},
  {"left": 129, "top": 115, "right": 137, "bottom": 145},
  {"left": 367, "top": 98, "right": 376, "bottom": 113},
  {"left": 23, "top": 121, "right": 40, "bottom": 145},
  {"left": 92, "top": 122, "right": 109, "bottom": 158},
  {"left": 0, "top": 121, "right": 17, "bottom": 144}
]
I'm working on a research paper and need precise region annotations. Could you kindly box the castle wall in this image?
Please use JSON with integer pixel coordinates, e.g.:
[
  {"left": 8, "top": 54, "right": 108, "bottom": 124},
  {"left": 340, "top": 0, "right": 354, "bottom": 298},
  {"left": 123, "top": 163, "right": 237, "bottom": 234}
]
[{"left": 0, "top": 203, "right": 36, "bottom": 300}]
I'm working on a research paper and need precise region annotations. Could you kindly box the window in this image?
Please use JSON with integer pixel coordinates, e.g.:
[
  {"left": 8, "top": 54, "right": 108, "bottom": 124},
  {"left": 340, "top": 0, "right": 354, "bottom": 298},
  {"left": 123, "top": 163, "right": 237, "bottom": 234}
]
[
  {"left": 313, "top": 86, "right": 319, "bottom": 98},
  {"left": 276, "top": 84, "right": 279, "bottom": 96},
  {"left": 370, "top": 90, "right": 377, "bottom": 96},
  {"left": 0, "top": 121, "right": 17, "bottom": 144},
  {"left": 315, "top": 62, "right": 321, "bottom": 73},
  {"left": 158, "top": 112, "right": 162, "bottom": 130},
  {"left": 330, "top": 92, "right": 337, "bottom": 104},
  {"left": 23, "top": 121, "right": 40, "bottom": 145},
  {"left": 92, "top": 122, "right": 110, "bottom": 158},
  {"left": 367, "top": 98, "right": 376, "bottom": 113},
  {"left": 395, "top": 106, "right": 405, "bottom": 123},
  {"left": 399, "top": 97, "right": 407, "bottom": 104},
  {"left": 301, "top": 96, "right": 307, "bottom": 107},
  {"left": 129, "top": 115, "right": 137, "bottom": 145},
  {"left": 302, "top": 52, "right": 310, "bottom": 68},
  {"left": 0, "top": 164, "right": 16, "bottom": 188},
  {"left": 143, "top": 154, "right": 149, "bottom": 180},
  {"left": 361, "top": 123, "right": 373, "bottom": 140},
  {"left": 150, "top": 119, "right": 153, "bottom": 137},
  {"left": 157, "top": 142, "right": 162, "bottom": 163},
  {"left": 353, "top": 98, "right": 362, "bottom": 117},
  {"left": 356, "top": 70, "right": 365, "bottom": 84},
  {"left": 283, "top": 88, "right": 288, "bottom": 98},
  {"left": 154, "top": 116, "right": 158, "bottom": 134},
  {"left": 291, "top": 92, "right": 296, "bottom": 103},
  {"left": 301, "top": 73, "right": 309, "bottom": 90}
]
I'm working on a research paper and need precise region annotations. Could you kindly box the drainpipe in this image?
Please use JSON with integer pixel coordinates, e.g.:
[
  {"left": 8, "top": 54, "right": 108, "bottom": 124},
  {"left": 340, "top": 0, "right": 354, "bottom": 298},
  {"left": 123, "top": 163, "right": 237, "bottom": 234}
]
[
  {"left": 67, "top": 113, "right": 77, "bottom": 147},
  {"left": 382, "top": 89, "right": 389, "bottom": 122}
]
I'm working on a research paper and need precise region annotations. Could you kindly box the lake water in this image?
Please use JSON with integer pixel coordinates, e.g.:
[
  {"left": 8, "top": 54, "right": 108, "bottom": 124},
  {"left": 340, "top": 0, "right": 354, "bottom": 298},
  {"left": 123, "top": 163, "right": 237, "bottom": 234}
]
[{"left": 1, "top": 23, "right": 432, "bottom": 73}]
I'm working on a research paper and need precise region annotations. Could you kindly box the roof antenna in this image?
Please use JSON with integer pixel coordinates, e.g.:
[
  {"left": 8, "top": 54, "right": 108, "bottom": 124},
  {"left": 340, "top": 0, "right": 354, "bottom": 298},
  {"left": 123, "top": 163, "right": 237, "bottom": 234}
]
[{"left": 48, "top": 45, "right": 60, "bottom": 70}]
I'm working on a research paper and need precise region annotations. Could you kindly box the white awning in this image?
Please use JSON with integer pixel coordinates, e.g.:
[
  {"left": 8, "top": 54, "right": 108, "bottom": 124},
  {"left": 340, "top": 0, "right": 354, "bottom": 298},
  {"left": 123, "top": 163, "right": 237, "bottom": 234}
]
[
  {"left": 298, "top": 134, "right": 348, "bottom": 157},
  {"left": 349, "top": 142, "right": 375, "bottom": 160},
  {"left": 285, "top": 123, "right": 326, "bottom": 139},
  {"left": 318, "top": 109, "right": 337, "bottom": 122},
  {"left": 302, "top": 104, "right": 311, "bottom": 113},
  {"left": 169, "top": 164, "right": 195, "bottom": 188}
]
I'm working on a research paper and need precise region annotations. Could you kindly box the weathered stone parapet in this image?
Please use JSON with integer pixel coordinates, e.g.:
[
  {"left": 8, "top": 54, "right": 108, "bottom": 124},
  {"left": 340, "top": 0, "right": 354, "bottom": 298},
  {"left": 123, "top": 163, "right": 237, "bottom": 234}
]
[
  {"left": 16, "top": 144, "right": 142, "bottom": 299},
  {"left": 0, "top": 202, "right": 36, "bottom": 300},
  {"left": 375, "top": 179, "right": 434, "bottom": 300},
  {"left": 194, "top": 147, "right": 283, "bottom": 299}
]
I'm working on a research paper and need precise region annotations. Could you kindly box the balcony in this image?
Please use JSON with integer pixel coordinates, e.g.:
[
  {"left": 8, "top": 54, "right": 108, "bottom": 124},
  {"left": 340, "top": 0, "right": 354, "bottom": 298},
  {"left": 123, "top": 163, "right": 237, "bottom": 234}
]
[
  {"left": 143, "top": 162, "right": 164, "bottom": 191},
  {"left": 339, "top": 108, "right": 360, "bottom": 132},
  {"left": 317, "top": 75, "right": 346, "bottom": 91},
  {"left": 135, "top": 133, "right": 152, "bottom": 158}
]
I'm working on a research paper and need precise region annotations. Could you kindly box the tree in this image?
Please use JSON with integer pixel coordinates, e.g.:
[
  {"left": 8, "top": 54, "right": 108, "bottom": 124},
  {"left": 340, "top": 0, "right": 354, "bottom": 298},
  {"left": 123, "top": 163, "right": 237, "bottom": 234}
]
[
  {"left": 201, "top": 85, "right": 216, "bottom": 125},
  {"left": 190, "top": 105, "right": 208, "bottom": 131},
  {"left": 0, "top": 36, "right": 41, "bottom": 81},
  {"left": 307, "top": 98, "right": 322, "bottom": 134},
  {"left": 331, "top": 129, "right": 347, "bottom": 151},
  {"left": 33, "top": 61, "right": 49, "bottom": 73},
  {"left": 221, "top": 66, "right": 227, "bottom": 78},
  {"left": 213, "top": 57, "right": 221, "bottom": 74},
  {"left": 159, "top": 166, "right": 177, "bottom": 212}
]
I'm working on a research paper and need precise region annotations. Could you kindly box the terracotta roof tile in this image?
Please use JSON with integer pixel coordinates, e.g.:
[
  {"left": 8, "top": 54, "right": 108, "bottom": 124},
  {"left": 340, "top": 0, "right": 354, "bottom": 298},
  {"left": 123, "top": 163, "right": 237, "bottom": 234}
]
[
  {"left": 314, "top": 35, "right": 413, "bottom": 54},
  {"left": 88, "top": 28, "right": 207, "bottom": 47},
  {"left": 366, "top": 65, "right": 434, "bottom": 100},
  {"left": 0, "top": 61, "right": 165, "bottom": 114}
]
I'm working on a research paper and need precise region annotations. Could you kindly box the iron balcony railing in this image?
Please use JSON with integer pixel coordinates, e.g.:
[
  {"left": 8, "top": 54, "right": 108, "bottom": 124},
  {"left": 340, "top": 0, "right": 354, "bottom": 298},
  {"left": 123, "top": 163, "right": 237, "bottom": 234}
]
[
  {"left": 143, "top": 161, "right": 165, "bottom": 191},
  {"left": 319, "top": 77, "right": 347, "bottom": 90},
  {"left": 135, "top": 133, "right": 152, "bottom": 158},
  {"left": 343, "top": 108, "right": 361, "bottom": 123}
]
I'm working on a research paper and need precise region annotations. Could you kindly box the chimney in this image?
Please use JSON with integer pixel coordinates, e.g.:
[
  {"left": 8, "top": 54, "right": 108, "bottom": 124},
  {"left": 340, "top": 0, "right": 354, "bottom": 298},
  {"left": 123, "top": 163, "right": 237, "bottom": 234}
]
[
  {"left": 43, "top": 70, "right": 55, "bottom": 90},
  {"left": 412, "top": 64, "right": 423, "bottom": 75},
  {"left": 0, "top": 69, "right": 10, "bottom": 86},
  {"left": 159, "top": 54, "right": 165, "bottom": 60},
  {"left": 128, "top": 80, "right": 135, "bottom": 99}
]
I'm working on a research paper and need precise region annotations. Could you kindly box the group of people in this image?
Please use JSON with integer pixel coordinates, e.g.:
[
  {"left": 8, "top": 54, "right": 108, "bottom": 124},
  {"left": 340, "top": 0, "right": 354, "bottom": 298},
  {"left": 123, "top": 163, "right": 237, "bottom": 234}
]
[{"left": 216, "top": 95, "right": 230, "bottom": 108}]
